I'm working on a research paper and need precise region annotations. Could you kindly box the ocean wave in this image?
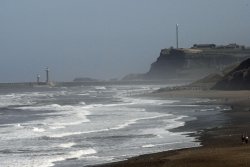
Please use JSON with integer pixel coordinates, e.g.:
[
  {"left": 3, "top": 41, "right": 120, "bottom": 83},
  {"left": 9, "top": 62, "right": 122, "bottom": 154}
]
[
  {"left": 47, "top": 130, "right": 106, "bottom": 138},
  {"left": 0, "top": 93, "right": 34, "bottom": 108},
  {"left": 16, "top": 103, "right": 91, "bottom": 126},
  {"left": 47, "top": 114, "right": 172, "bottom": 138},
  {"left": 111, "top": 114, "right": 171, "bottom": 130},
  {"left": 50, "top": 149, "right": 97, "bottom": 167},
  {"left": 81, "top": 97, "right": 178, "bottom": 111},
  {"left": 163, "top": 115, "right": 187, "bottom": 129},
  {"left": 0, "top": 145, "right": 97, "bottom": 167}
]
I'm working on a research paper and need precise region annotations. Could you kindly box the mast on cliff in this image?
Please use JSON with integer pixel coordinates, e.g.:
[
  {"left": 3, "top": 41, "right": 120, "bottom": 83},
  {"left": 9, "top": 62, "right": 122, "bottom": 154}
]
[
  {"left": 176, "top": 24, "right": 179, "bottom": 49},
  {"left": 45, "top": 67, "right": 49, "bottom": 84}
]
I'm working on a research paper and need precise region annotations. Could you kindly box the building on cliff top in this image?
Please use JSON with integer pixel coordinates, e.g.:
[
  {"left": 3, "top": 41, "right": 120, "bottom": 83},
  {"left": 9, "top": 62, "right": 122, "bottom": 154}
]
[
  {"left": 192, "top": 43, "right": 245, "bottom": 50},
  {"left": 192, "top": 44, "right": 216, "bottom": 49}
]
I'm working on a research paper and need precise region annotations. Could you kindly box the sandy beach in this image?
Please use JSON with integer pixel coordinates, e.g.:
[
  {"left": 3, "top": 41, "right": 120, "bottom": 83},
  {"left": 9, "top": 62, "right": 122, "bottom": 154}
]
[{"left": 93, "top": 90, "right": 250, "bottom": 167}]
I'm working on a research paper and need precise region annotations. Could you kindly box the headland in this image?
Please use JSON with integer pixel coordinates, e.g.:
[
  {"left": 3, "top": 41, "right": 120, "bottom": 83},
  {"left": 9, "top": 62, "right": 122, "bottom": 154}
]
[{"left": 123, "top": 43, "right": 250, "bottom": 81}]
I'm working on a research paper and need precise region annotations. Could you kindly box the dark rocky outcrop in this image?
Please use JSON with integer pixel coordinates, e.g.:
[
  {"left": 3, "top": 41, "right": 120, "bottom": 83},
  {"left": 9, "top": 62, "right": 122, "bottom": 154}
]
[{"left": 213, "top": 58, "right": 250, "bottom": 90}]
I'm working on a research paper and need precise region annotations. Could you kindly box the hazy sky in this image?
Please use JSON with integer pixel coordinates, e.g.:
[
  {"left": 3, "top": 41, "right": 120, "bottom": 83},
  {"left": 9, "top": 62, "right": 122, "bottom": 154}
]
[{"left": 1, "top": 0, "right": 250, "bottom": 82}]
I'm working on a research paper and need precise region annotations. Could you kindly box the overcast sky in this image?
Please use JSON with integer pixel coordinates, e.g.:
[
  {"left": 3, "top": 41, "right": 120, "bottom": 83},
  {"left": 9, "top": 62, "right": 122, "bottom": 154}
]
[{"left": 1, "top": 0, "right": 250, "bottom": 82}]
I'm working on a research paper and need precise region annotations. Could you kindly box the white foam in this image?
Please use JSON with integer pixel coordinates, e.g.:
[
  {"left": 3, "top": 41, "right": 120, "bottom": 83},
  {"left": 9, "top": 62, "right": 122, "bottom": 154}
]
[
  {"left": 0, "top": 103, "right": 93, "bottom": 140},
  {"left": 166, "top": 104, "right": 200, "bottom": 107},
  {"left": 48, "top": 127, "right": 112, "bottom": 138},
  {"left": 123, "top": 97, "right": 179, "bottom": 106},
  {"left": 59, "top": 142, "right": 76, "bottom": 148},
  {"left": 138, "top": 115, "right": 189, "bottom": 141},
  {"left": 95, "top": 86, "right": 106, "bottom": 90},
  {"left": 200, "top": 108, "right": 214, "bottom": 112},
  {"left": 15, "top": 124, "right": 22, "bottom": 128},
  {"left": 79, "top": 101, "right": 86, "bottom": 105},
  {"left": 81, "top": 104, "right": 108, "bottom": 109},
  {"left": 0, "top": 93, "right": 33, "bottom": 107},
  {"left": 17, "top": 104, "right": 61, "bottom": 111},
  {"left": 49, "top": 149, "right": 97, "bottom": 166},
  {"left": 111, "top": 120, "right": 137, "bottom": 130},
  {"left": 69, "top": 148, "right": 97, "bottom": 158},
  {"left": 0, "top": 147, "right": 97, "bottom": 167},
  {"left": 0, "top": 156, "right": 65, "bottom": 167},
  {"left": 49, "top": 125, "right": 65, "bottom": 130},
  {"left": 48, "top": 113, "right": 172, "bottom": 138},
  {"left": 17, "top": 103, "right": 91, "bottom": 127},
  {"left": 112, "top": 114, "right": 171, "bottom": 130},
  {"left": 40, "top": 149, "right": 97, "bottom": 166},
  {"left": 0, "top": 91, "right": 68, "bottom": 108},
  {"left": 142, "top": 144, "right": 155, "bottom": 148},
  {"left": 77, "top": 93, "right": 90, "bottom": 96},
  {"left": 49, "top": 132, "right": 83, "bottom": 138},
  {"left": 164, "top": 116, "right": 187, "bottom": 129},
  {"left": 82, "top": 97, "right": 177, "bottom": 111},
  {"left": 33, "top": 127, "right": 45, "bottom": 133}
]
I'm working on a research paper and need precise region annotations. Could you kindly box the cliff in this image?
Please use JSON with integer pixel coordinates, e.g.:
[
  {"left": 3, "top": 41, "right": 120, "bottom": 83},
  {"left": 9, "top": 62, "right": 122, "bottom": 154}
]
[
  {"left": 144, "top": 47, "right": 250, "bottom": 81},
  {"left": 213, "top": 58, "right": 250, "bottom": 90}
]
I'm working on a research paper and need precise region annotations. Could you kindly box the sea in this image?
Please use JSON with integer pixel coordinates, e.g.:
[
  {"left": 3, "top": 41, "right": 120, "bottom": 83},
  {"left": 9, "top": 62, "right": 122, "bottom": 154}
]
[{"left": 0, "top": 83, "right": 229, "bottom": 167}]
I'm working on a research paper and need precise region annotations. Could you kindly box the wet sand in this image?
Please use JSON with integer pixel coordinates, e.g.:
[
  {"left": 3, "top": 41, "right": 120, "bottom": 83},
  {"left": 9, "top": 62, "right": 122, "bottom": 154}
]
[{"left": 93, "top": 90, "right": 250, "bottom": 167}]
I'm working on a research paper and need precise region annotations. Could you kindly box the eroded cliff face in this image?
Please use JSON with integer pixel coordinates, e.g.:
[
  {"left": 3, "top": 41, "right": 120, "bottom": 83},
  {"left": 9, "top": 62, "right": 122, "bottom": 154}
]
[
  {"left": 145, "top": 48, "right": 250, "bottom": 81},
  {"left": 147, "top": 49, "right": 186, "bottom": 78}
]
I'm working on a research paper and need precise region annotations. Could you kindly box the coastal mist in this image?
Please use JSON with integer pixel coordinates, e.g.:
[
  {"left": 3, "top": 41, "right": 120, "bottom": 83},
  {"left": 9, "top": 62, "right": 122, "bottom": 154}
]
[{"left": 0, "top": 84, "right": 228, "bottom": 167}]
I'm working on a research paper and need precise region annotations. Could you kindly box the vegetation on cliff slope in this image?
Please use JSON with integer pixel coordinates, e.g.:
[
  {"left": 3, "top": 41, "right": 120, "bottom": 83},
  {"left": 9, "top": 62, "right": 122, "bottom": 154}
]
[{"left": 213, "top": 58, "right": 250, "bottom": 90}]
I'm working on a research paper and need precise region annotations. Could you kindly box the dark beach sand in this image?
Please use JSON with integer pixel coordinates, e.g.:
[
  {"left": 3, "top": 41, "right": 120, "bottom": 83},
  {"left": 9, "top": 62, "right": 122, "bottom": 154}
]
[{"left": 93, "top": 90, "right": 250, "bottom": 167}]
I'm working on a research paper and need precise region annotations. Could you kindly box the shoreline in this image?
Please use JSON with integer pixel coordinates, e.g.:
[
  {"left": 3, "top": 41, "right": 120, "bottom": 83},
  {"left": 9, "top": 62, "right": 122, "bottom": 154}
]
[{"left": 92, "top": 90, "right": 250, "bottom": 167}]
